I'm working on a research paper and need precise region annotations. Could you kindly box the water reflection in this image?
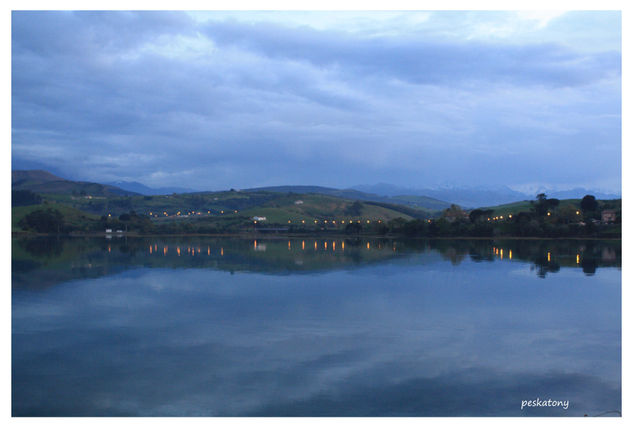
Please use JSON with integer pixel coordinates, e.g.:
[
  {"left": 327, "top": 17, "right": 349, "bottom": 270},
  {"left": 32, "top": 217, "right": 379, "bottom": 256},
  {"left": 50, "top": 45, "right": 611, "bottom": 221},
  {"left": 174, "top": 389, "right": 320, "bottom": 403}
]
[
  {"left": 12, "top": 237, "right": 621, "bottom": 289},
  {"left": 12, "top": 236, "right": 621, "bottom": 416}
]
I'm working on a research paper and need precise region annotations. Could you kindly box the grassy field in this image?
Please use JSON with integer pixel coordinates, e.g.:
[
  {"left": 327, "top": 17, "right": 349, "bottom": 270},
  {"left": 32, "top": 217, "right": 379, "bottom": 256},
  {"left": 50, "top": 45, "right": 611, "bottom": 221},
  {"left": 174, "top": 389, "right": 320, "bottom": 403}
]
[
  {"left": 482, "top": 198, "right": 621, "bottom": 217},
  {"left": 40, "top": 191, "right": 428, "bottom": 223},
  {"left": 12, "top": 203, "right": 100, "bottom": 232}
]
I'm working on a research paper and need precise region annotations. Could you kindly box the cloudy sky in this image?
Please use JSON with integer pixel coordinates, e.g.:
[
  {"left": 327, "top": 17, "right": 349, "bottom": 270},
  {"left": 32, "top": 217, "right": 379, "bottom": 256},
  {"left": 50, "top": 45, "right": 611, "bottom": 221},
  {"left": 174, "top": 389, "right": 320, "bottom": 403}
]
[{"left": 11, "top": 11, "right": 621, "bottom": 193}]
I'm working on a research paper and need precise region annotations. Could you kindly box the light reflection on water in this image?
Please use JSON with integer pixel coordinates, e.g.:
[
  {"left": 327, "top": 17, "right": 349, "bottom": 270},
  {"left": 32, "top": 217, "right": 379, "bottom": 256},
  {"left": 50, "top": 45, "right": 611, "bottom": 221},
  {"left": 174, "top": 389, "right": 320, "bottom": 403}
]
[{"left": 12, "top": 237, "right": 621, "bottom": 416}]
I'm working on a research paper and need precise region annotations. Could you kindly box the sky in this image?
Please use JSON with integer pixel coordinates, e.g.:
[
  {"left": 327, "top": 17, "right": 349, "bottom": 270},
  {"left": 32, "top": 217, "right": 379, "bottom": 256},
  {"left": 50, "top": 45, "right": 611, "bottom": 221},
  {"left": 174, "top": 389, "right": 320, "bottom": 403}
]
[{"left": 11, "top": 10, "right": 622, "bottom": 193}]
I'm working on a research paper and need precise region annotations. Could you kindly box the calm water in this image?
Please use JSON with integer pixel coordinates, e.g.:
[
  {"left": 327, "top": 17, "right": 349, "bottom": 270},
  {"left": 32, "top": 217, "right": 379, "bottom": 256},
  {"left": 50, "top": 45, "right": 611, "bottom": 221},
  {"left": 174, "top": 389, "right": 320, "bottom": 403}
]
[{"left": 12, "top": 237, "right": 621, "bottom": 416}]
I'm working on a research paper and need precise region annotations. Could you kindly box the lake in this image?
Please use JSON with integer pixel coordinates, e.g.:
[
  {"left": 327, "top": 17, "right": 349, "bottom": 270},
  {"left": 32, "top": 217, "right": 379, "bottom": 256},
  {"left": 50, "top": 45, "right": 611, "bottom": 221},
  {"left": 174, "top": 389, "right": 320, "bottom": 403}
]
[{"left": 12, "top": 236, "right": 621, "bottom": 416}]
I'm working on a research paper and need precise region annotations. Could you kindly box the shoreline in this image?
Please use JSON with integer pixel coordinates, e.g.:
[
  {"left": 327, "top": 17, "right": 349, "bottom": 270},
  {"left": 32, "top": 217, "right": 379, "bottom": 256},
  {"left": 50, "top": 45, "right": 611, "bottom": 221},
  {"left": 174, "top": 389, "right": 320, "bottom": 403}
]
[{"left": 11, "top": 231, "right": 622, "bottom": 241}]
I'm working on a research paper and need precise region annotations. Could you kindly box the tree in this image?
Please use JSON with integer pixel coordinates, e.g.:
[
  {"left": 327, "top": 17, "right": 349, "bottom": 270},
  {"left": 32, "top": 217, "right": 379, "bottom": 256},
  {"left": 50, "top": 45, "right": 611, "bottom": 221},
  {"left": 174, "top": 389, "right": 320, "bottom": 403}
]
[
  {"left": 557, "top": 204, "right": 580, "bottom": 224},
  {"left": 581, "top": 195, "right": 598, "bottom": 212},
  {"left": 469, "top": 209, "right": 493, "bottom": 223},
  {"left": 345, "top": 201, "right": 363, "bottom": 217},
  {"left": 345, "top": 222, "right": 362, "bottom": 234},
  {"left": 12, "top": 190, "right": 42, "bottom": 207},
  {"left": 18, "top": 208, "right": 64, "bottom": 233},
  {"left": 533, "top": 194, "right": 558, "bottom": 216}
]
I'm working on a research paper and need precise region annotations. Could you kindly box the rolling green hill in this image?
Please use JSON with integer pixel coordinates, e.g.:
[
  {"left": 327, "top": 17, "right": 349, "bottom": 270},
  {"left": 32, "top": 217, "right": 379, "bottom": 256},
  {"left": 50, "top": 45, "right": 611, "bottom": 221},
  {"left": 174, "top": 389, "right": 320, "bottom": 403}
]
[
  {"left": 480, "top": 198, "right": 621, "bottom": 217},
  {"left": 12, "top": 203, "right": 100, "bottom": 232},
  {"left": 243, "top": 185, "right": 452, "bottom": 211},
  {"left": 12, "top": 189, "right": 432, "bottom": 234}
]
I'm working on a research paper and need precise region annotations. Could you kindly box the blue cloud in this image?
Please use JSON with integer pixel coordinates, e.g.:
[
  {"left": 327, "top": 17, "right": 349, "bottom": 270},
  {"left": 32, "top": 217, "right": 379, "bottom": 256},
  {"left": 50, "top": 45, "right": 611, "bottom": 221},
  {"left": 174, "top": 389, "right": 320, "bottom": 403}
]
[{"left": 11, "top": 11, "right": 621, "bottom": 193}]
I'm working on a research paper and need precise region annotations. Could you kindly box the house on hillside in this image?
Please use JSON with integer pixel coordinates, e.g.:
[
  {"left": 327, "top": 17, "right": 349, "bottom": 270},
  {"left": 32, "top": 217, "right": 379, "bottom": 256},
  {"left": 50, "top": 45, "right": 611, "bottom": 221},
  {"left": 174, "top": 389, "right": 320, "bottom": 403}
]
[
  {"left": 601, "top": 210, "right": 617, "bottom": 223},
  {"left": 442, "top": 204, "right": 469, "bottom": 222},
  {"left": 252, "top": 216, "right": 267, "bottom": 221}
]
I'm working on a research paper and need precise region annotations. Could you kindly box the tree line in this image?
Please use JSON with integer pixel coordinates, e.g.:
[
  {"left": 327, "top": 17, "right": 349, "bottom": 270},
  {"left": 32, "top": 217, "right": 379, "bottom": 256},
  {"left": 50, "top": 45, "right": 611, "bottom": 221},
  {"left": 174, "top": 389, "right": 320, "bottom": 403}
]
[{"left": 15, "top": 193, "right": 620, "bottom": 238}]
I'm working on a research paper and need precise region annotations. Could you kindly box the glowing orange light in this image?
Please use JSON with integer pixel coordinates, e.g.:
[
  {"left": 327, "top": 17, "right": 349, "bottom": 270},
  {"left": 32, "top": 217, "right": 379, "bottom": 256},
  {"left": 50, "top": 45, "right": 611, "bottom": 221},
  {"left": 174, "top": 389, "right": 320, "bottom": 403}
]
[
  {"left": 177, "top": 247, "right": 181, "bottom": 256},
  {"left": 576, "top": 254, "right": 580, "bottom": 264},
  {"left": 332, "top": 241, "right": 336, "bottom": 251},
  {"left": 342, "top": 241, "right": 345, "bottom": 251},
  {"left": 302, "top": 240, "right": 305, "bottom": 250},
  {"left": 220, "top": 247, "right": 224, "bottom": 256},
  {"left": 254, "top": 240, "right": 257, "bottom": 249},
  {"left": 509, "top": 250, "right": 512, "bottom": 259},
  {"left": 149, "top": 245, "right": 152, "bottom": 254},
  {"left": 288, "top": 241, "right": 291, "bottom": 250},
  {"left": 547, "top": 252, "right": 551, "bottom": 262},
  {"left": 500, "top": 249, "right": 503, "bottom": 260},
  {"left": 366, "top": 242, "right": 370, "bottom": 250}
]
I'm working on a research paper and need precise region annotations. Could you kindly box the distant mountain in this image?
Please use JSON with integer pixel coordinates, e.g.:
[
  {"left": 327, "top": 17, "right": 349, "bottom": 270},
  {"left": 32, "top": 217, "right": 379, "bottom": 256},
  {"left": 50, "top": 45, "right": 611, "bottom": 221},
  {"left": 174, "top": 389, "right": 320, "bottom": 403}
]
[
  {"left": 547, "top": 188, "right": 620, "bottom": 201},
  {"left": 352, "top": 183, "right": 526, "bottom": 208},
  {"left": 242, "top": 185, "right": 452, "bottom": 211},
  {"left": 352, "top": 183, "right": 621, "bottom": 208},
  {"left": 12, "top": 169, "right": 65, "bottom": 184},
  {"left": 417, "top": 186, "right": 529, "bottom": 208},
  {"left": 106, "top": 181, "right": 198, "bottom": 196},
  {"left": 352, "top": 183, "right": 415, "bottom": 197},
  {"left": 12, "top": 170, "right": 139, "bottom": 197}
]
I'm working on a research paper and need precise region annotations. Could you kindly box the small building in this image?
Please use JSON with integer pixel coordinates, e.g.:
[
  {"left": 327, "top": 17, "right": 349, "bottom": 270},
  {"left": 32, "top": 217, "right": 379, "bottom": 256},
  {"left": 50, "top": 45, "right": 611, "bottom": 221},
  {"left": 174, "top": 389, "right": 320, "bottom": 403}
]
[
  {"left": 601, "top": 210, "right": 617, "bottom": 223},
  {"left": 252, "top": 216, "right": 267, "bottom": 221},
  {"left": 443, "top": 205, "right": 469, "bottom": 223},
  {"left": 294, "top": 200, "right": 304, "bottom": 205},
  {"left": 105, "top": 229, "right": 112, "bottom": 233}
]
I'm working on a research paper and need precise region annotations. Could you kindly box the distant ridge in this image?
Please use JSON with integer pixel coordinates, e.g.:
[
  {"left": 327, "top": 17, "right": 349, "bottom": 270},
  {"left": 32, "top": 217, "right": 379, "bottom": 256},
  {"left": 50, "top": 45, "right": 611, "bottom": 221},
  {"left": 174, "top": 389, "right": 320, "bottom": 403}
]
[
  {"left": 352, "top": 183, "right": 621, "bottom": 208},
  {"left": 12, "top": 170, "right": 139, "bottom": 197},
  {"left": 242, "top": 185, "right": 452, "bottom": 211},
  {"left": 106, "top": 180, "right": 198, "bottom": 196},
  {"left": 12, "top": 169, "right": 65, "bottom": 184}
]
